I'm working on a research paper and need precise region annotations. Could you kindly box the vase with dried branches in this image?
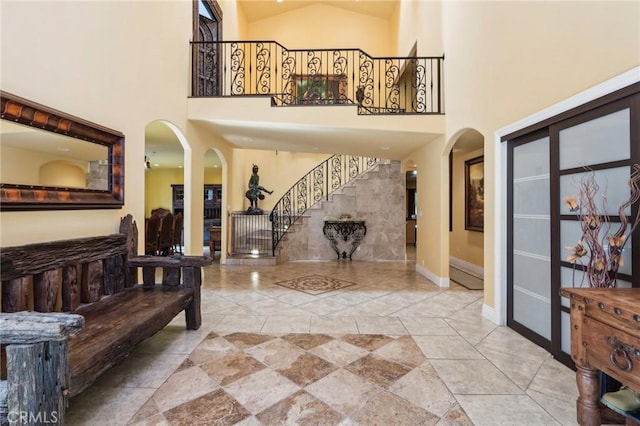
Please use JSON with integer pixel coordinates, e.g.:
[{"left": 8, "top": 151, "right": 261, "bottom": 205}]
[{"left": 564, "top": 164, "right": 640, "bottom": 288}]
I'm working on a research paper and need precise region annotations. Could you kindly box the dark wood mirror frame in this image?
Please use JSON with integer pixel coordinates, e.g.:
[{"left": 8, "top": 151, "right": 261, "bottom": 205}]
[{"left": 0, "top": 91, "right": 124, "bottom": 210}]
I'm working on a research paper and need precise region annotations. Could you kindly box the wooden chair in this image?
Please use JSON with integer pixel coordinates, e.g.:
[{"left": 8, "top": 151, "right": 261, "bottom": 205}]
[
  {"left": 172, "top": 212, "right": 184, "bottom": 254},
  {"left": 145, "top": 214, "right": 162, "bottom": 255},
  {"left": 157, "top": 212, "right": 174, "bottom": 256}
]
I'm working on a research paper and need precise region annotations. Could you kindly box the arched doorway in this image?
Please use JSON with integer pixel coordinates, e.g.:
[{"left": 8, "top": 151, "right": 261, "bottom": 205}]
[
  {"left": 447, "top": 129, "right": 485, "bottom": 290},
  {"left": 404, "top": 160, "right": 418, "bottom": 262},
  {"left": 203, "top": 148, "right": 224, "bottom": 261}
]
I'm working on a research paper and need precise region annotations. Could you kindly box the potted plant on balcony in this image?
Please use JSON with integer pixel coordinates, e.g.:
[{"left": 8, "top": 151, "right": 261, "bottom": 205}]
[{"left": 563, "top": 163, "right": 640, "bottom": 420}]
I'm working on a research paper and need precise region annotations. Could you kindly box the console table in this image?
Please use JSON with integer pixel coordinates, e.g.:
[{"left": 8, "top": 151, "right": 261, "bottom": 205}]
[
  {"left": 560, "top": 288, "right": 640, "bottom": 426},
  {"left": 322, "top": 218, "right": 366, "bottom": 260}
]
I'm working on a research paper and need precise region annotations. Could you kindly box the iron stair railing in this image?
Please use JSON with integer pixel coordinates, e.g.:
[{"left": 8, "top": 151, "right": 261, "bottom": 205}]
[
  {"left": 269, "top": 154, "right": 380, "bottom": 256},
  {"left": 191, "top": 40, "right": 444, "bottom": 115}
]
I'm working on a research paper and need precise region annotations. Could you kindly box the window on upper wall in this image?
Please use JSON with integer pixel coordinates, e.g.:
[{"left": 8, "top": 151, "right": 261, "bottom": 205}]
[{"left": 193, "top": 0, "right": 222, "bottom": 96}]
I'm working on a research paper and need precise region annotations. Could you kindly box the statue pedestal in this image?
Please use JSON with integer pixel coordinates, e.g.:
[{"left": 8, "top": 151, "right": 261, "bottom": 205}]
[
  {"left": 322, "top": 218, "right": 366, "bottom": 260},
  {"left": 246, "top": 206, "right": 264, "bottom": 215}
]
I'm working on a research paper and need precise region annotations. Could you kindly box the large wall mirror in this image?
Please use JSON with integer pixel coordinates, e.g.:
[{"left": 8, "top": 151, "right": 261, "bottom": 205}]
[{"left": 1, "top": 91, "right": 124, "bottom": 210}]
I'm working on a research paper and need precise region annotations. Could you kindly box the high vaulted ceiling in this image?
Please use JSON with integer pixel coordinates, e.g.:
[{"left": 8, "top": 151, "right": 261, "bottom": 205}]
[
  {"left": 237, "top": 0, "right": 399, "bottom": 22},
  {"left": 143, "top": 0, "right": 483, "bottom": 169}
]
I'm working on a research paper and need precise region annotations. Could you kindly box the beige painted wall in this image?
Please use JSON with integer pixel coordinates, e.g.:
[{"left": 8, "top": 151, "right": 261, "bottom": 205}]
[
  {"left": 0, "top": 1, "right": 194, "bottom": 247},
  {"left": 450, "top": 148, "right": 484, "bottom": 267},
  {"left": 395, "top": 0, "right": 639, "bottom": 306},
  {"left": 244, "top": 3, "right": 393, "bottom": 56}
]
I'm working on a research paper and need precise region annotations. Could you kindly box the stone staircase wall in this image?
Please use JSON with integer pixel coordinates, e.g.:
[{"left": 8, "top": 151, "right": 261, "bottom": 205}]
[{"left": 277, "top": 160, "right": 406, "bottom": 262}]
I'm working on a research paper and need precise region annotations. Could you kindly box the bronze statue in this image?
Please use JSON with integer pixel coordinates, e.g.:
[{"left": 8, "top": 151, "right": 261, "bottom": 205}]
[{"left": 245, "top": 164, "right": 272, "bottom": 214}]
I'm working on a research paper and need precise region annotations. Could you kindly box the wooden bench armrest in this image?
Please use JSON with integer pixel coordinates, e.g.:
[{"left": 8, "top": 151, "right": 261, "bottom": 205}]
[
  {"left": 0, "top": 312, "right": 84, "bottom": 344},
  {"left": 127, "top": 255, "right": 211, "bottom": 289}
]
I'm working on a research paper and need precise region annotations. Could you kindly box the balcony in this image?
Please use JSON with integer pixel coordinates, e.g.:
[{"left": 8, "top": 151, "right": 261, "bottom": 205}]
[{"left": 191, "top": 41, "right": 444, "bottom": 115}]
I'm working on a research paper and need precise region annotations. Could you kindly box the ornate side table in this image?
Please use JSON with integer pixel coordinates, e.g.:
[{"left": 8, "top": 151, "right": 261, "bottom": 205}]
[
  {"left": 322, "top": 218, "right": 366, "bottom": 260},
  {"left": 560, "top": 287, "right": 640, "bottom": 426}
]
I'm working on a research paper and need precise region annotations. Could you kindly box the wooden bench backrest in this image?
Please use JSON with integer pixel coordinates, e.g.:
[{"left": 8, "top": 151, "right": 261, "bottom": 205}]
[{"left": 1, "top": 215, "right": 138, "bottom": 314}]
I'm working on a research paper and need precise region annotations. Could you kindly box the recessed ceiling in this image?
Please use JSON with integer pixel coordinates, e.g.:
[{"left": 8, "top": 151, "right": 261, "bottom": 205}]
[{"left": 237, "top": 0, "right": 399, "bottom": 22}]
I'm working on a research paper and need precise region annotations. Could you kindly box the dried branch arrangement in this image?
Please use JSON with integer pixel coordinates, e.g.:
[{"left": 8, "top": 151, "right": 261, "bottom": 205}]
[{"left": 564, "top": 164, "right": 640, "bottom": 288}]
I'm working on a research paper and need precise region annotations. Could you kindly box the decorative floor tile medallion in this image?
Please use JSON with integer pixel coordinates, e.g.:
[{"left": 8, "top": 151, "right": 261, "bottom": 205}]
[{"left": 274, "top": 274, "right": 357, "bottom": 295}]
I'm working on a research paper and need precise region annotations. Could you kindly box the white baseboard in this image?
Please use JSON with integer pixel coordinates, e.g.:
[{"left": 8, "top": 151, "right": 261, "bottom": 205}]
[
  {"left": 449, "top": 256, "right": 484, "bottom": 279},
  {"left": 416, "top": 264, "right": 450, "bottom": 288},
  {"left": 482, "top": 303, "right": 503, "bottom": 326}
]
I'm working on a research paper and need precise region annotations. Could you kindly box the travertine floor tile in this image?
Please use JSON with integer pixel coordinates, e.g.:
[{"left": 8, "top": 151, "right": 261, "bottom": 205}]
[
  {"left": 430, "top": 359, "right": 522, "bottom": 395},
  {"left": 308, "top": 338, "right": 369, "bottom": 367},
  {"left": 223, "top": 368, "right": 300, "bottom": 414},
  {"left": 256, "top": 390, "right": 346, "bottom": 425},
  {"left": 309, "top": 315, "right": 359, "bottom": 334},
  {"left": 456, "top": 394, "right": 561, "bottom": 425},
  {"left": 152, "top": 365, "right": 219, "bottom": 412},
  {"left": 305, "top": 369, "right": 383, "bottom": 416},
  {"left": 66, "top": 259, "right": 578, "bottom": 425},
  {"left": 413, "top": 335, "right": 485, "bottom": 359},
  {"left": 390, "top": 361, "right": 457, "bottom": 417}
]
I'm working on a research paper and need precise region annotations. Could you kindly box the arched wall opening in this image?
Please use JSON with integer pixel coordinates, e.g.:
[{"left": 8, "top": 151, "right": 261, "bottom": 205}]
[
  {"left": 445, "top": 128, "right": 485, "bottom": 290},
  {"left": 144, "top": 120, "right": 190, "bottom": 252},
  {"left": 403, "top": 159, "right": 418, "bottom": 261},
  {"left": 203, "top": 147, "right": 226, "bottom": 262}
]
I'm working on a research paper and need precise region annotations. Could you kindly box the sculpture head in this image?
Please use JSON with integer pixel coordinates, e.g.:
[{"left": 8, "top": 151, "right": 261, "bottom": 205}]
[{"left": 252, "top": 164, "right": 259, "bottom": 173}]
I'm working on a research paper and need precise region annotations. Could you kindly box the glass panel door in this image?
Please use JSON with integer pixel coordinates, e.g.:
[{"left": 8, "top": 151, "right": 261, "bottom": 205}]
[
  {"left": 557, "top": 107, "right": 634, "bottom": 359},
  {"left": 511, "top": 136, "right": 551, "bottom": 340},
  {"left": 506, "top": 89, "right": 638, "bottom": 368}
]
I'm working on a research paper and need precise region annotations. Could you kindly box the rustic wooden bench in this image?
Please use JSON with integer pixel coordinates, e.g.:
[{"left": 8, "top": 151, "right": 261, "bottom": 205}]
[{"left": 0, "top": 215, "right": 212, "bottom": 413}]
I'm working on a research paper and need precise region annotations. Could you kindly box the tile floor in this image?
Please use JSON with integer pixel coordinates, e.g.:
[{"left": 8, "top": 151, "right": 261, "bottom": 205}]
[{"left": 66, "top": 249, "right": 580, "bottom": 425}]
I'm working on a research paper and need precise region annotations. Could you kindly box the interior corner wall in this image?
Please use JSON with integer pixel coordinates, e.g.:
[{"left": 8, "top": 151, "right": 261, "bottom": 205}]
[
  {"left": 220, "top": 0, "right": 247, "bottom": 39},
  {"left": 450, "top": 148, "right": 484, "bottom": 268},
  {"left": 394, "top": 0, "right": 443, "bottom": 57}
]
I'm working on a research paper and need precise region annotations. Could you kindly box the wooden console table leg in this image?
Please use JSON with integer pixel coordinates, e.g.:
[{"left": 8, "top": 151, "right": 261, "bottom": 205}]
[{"left": 576, "top": 365, "right": 601, "bottom": 426}]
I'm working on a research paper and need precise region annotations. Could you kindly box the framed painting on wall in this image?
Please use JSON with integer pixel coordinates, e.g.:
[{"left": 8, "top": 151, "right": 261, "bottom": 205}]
[
  {"left": 292, "top": 74, "right": 348, "bottom": 105},
  {"left": 465, "top": 155, "right": 484, "bottom": 232}
]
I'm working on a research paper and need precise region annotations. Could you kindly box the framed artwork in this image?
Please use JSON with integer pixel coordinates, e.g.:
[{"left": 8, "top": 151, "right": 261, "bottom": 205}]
[
  {"left": 292, "top": 74, "right": 347, "bottom": 105},
  {"left": 465, "top": 155, "right": 484, "bottom": 232}
]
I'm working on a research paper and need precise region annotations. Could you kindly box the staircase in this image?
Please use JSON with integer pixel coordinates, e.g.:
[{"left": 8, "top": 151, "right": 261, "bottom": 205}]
[
  {"left": 276, "top": 160, "right": 406, "bottom": 262},
  {"left": 224, "top": 159, "right": 406, "bottom": 265}
]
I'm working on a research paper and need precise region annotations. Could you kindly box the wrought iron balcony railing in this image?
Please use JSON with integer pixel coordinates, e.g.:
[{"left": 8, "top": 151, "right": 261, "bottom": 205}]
[
  {"left": 269, "top": 154, "right": 380, "bottom": 255},
  {"left": 191, "top": 41, "right": 444, "bottom": 115}
]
